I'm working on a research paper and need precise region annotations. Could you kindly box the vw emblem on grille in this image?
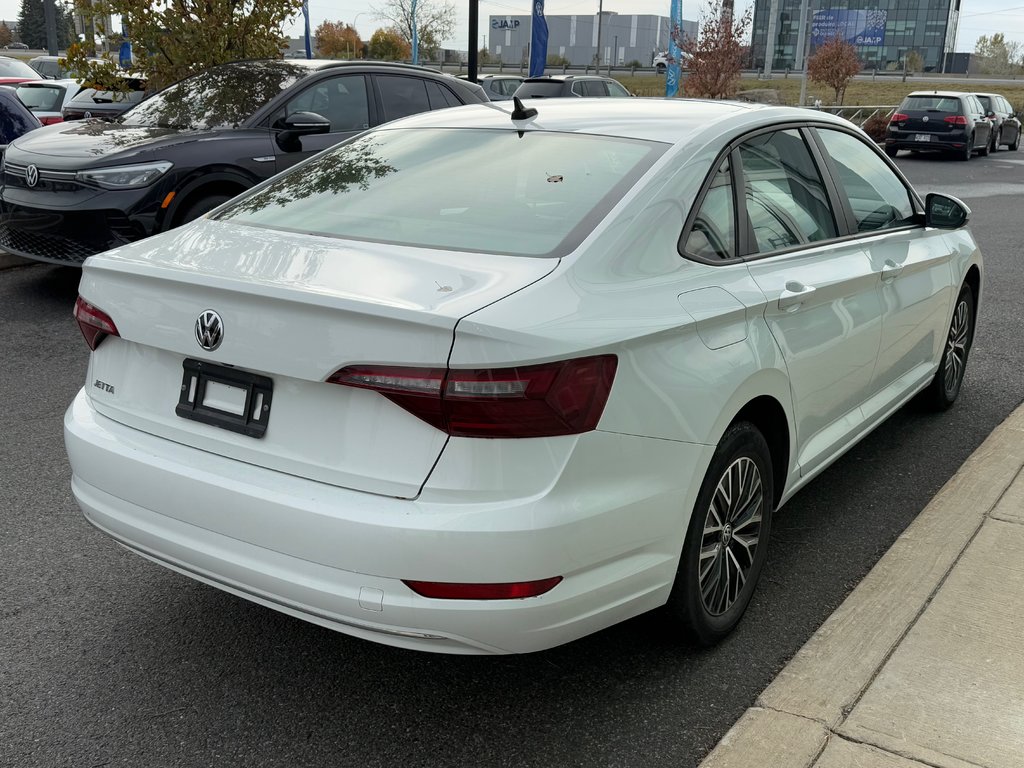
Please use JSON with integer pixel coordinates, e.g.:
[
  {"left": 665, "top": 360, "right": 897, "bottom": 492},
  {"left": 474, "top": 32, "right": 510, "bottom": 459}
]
[
  {"left": 195, "top": 310, "right": 224, "bottom": 351},
  {"left": 25, "top": 164, "right": 39, "bottom": 188},
  {"left": 83, "top": 111, "right": 92, "bottom": 118},
  {"left": 922, "top": 116, "right": 930, "bottom": 123}
]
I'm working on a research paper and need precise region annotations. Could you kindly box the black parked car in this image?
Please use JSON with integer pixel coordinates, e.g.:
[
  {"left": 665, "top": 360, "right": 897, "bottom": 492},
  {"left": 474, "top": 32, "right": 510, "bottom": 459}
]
[
  {"left": 0, "top": 85, "right": 41, "bottom": 152},
  {"left": 514, "top": 75, "right": 632, "bottom": 98},
  {"left": 886, "top": 91, "right": 993, "bottom": 161},
  {"left": 0, "top": 59, "right": 487, "bottom": 266},
  {"left": 974, "top": 92, "right": 1021, "bottom": 152}
]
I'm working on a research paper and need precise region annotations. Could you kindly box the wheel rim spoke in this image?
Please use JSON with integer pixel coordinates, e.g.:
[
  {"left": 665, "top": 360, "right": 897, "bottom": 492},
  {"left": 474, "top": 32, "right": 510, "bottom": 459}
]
[
  {"left": 944, "top": 299, "right": 970, "bottom": 394},
  {"left": 698, "top": 455, "right": 765, "bottom": 617}
]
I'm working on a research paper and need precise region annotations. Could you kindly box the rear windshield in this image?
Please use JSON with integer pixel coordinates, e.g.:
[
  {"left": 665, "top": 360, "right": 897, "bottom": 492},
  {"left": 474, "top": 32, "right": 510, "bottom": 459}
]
[
  {"left": 17, "top": 84, "right": 67, "bottom": 111},
  {"left": 901, "top": 96, "right": 962, "bottom": 112},
  {"left": 516, "top": 81, "right": 566, "bottom": 98},
  {"left": 217, "top": 128, "right": 667, "bottom": 258},
  {"left": 0, "top": 57, "right": 40, "bottom": 79}
]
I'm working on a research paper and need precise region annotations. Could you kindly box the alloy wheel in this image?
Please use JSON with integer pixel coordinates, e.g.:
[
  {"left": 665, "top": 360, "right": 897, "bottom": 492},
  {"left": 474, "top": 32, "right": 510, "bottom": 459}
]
[
  {"left": 944, "top": 298, "right": 970, "bottom": 396},
  {"left": 699, "top": 456, "right": 764, "bottom": 616}
]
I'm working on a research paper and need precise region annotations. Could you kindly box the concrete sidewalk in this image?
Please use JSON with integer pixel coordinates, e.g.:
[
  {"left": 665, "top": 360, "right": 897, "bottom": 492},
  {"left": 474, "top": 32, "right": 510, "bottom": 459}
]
[{"left": 700, "top": 404, "right": 1024, "bottom": 768}]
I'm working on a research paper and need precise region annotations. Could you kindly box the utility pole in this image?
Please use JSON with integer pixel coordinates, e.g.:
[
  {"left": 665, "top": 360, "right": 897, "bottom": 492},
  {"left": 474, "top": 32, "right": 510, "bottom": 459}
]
[
  {"left": 798, "top": 0, "right": 816, "bottom": 106},
  {"left": 794, "top": 0, "right": 809, "bottom": 71},
  {"left": 43, "top": 0, "right": 57, "bottom": 55},
  {"left": 595, "top": 0, "right": 603, "bottom": 66},
  {"left": 468, "top": 0, "right": 479, "bottom": 81},
  {"left": 763, "top": 0, "right": 779, "bottom": 78}
]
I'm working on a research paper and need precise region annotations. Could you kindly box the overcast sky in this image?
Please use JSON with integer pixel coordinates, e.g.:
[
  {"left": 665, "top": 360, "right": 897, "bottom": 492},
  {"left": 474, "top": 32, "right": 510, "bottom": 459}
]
[{"left": 1, "top": 1, "right": 1021, "bottom": 54}]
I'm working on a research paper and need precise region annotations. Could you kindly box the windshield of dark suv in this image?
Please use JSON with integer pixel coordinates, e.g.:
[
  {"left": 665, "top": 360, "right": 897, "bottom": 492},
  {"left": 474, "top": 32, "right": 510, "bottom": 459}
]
[{"left": 120, "top": 61, "right": 312, "bottom": 130}]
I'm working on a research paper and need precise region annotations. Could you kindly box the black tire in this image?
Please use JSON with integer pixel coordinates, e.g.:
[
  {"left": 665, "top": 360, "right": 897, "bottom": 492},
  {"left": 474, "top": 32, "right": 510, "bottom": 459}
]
[
  {"left": 885, "top": 145, "right": 899, "bottom": 158},
  {"left": 978, "top": 132, "right": 990, "bottom": 157},
  {"left": 956, "top": 136, "right": 973, "bottom": 161},
  {"left": 178, "top": 194, "right": 233, "bottom": 225},
  {"left": 921, "top": 284, "right": 975, "bottom": 411},
  {"left": 991, "top": 129, "right": 1000, "bottom": 152},
  {"left": 663, "top": 422, "right": 774, "bottom": 646},
  {"left": 1012, "top": 130, "right": 1021, "bottom": 151}
]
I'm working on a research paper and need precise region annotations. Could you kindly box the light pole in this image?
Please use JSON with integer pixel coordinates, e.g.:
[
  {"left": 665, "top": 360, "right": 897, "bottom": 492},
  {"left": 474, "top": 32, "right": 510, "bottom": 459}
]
[{"left": 595, "top": 0, "right": 603, "bottom": 67}]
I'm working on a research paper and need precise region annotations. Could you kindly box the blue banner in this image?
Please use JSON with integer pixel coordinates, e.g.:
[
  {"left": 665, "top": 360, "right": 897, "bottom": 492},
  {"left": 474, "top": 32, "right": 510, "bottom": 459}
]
[
  {"left": 303, "top": 0, "right": 312, "bottom": 58},
  {"left": 666, "top": 0, "right": 682, "bottom": 98},
  {"left": 811, "top": 10, "right": 886, "bottom": 48},
  {"left": 529, "top": 1, "right": 548, "bottom": 78},
  {"left": 412, "top": 0, "right": 419, "bottom": 64}
]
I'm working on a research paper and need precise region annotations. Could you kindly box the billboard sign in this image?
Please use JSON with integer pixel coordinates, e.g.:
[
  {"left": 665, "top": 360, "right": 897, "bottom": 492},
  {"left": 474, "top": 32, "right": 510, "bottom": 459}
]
[{"left": 811, "top": 10, "right": 887, "bottom": 48}]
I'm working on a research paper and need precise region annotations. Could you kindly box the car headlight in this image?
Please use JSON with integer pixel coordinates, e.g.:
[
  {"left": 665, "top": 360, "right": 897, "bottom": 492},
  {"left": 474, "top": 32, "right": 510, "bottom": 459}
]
[{"left": 76, "top": 161, "right": 173, "bottom": 190}]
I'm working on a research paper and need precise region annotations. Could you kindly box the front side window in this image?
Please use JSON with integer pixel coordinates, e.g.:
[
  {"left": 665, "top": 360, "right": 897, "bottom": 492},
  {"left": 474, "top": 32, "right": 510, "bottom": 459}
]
[
  {"left": 273, "top": 75, "right": 368, "bottom": 133},
  {"left": 739, "top": 129, "right": 837, "bottom": 253},
  {"left": 682, "top": 157, "right": 735, "bottom": 260},
  {"left": 816, "top": 129, "right": 916, "bottom": 232},
  {"left": 217, "top": 128, "right": 667, "bottom": 258}
]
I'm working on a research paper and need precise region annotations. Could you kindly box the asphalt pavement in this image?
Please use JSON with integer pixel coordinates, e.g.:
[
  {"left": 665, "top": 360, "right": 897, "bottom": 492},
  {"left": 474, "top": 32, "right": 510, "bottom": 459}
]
[{"left": 2, "top": 150, "right": 1024, "bottom": 768}]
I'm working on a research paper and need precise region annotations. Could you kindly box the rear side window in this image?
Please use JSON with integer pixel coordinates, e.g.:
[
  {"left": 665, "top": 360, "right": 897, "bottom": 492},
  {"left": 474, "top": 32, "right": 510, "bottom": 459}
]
[
  {"left": 901, "top": 96, "right": 961, "bottom": 113},
  {"left": 739, "top": 129, "right": 837, "bottom": 253},
  {"left": 17, "top": 84, "right": 66, "bottom": 111},
  {"left": 682, "top": 157, "right": 735, "bottom": 260},
  {"left": 377, "top": 75, "right": 431, "bottom": 122},
  {"left": 977, "top": 95, "right": 992, "bottom": 111},
  {"left": 816, "top": 129, "right": 916, "bottom": 232}
]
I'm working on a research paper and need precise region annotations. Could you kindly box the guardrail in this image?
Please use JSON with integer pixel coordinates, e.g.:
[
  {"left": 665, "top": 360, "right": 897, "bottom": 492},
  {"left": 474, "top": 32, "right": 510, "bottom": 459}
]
[{"left": 813, "top": 105, "right": 898, "bottom": 127}]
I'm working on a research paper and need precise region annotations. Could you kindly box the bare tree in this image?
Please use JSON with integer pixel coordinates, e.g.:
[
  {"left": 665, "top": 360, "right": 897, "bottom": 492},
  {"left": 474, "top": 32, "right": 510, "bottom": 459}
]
[
  {"left": 807, "top": 36, "right": 861, "bottom": 105},
  {"left": 673, "top": 1, "right": 751, "bottom": 100},
  {"left": 371, "top": 0, "right": 454, "bottom": 59}
]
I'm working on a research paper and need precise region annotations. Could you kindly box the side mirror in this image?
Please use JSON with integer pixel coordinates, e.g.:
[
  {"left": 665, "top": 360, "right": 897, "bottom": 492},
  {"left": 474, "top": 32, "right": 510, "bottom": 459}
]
[
  {"left": 986, "top": 110, "right": 996, "bottom": 119},
  {"left": 925, "top": 193, "right": 970, "bottom": 230},
  {"left": 273, "top": 111, "right": 331, "bottom": 151}
]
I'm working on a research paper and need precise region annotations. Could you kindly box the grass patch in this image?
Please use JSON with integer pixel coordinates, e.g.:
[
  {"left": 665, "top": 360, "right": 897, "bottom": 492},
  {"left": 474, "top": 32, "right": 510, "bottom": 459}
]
[{"left": 615, "top": 74, "right": 1024, "bottom": 112}]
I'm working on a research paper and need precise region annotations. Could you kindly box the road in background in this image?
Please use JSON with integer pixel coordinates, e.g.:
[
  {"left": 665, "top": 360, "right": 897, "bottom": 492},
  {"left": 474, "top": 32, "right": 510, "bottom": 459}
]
[{"left": 2, "top": 150, "right": 1023, "bottom": 768}]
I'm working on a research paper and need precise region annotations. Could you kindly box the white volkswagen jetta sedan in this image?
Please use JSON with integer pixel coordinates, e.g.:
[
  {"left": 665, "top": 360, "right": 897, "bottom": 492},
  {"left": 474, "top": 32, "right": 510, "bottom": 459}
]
[{"left": 65, "top": 98, "right": 981, "bottom": 654}]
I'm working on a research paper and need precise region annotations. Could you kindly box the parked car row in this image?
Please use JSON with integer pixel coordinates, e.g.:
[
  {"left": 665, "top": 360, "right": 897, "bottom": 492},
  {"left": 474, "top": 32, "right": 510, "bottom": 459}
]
[
  {"left": 465, "top": 73, "right": 633, "bottom": 101},
  {"left": 886, "top": 89, "right": 1021, "bottom": 159}
]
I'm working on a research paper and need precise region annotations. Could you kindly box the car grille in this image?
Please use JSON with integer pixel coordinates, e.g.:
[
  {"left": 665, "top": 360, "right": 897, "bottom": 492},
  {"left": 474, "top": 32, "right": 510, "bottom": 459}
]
[
  {"left": 4, "top": 161, "right": 84, "bottom": 191},
  {"left": 0, "top": 220, "right": 98, "bottom": 263}
]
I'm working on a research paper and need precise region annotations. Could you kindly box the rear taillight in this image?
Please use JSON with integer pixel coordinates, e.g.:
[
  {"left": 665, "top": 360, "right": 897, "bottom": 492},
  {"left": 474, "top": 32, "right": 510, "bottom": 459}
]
[
  {"left": 39, "top": 116, "right": 63, "bottom": 126},
  {"left": 403, "top": 577, "right": 562, "bottom": 599},
  {"left": 74, "top": 296, "right": 119, "bottom": 350},
  {"left": 889, "top": 112, "right": 909, "bottom": 124},
  {"left": 328, "top": 355, "right": 617, "bottom": 438},
  {"left": 944, "top": 115, "right": 969, "bottom": 126}
]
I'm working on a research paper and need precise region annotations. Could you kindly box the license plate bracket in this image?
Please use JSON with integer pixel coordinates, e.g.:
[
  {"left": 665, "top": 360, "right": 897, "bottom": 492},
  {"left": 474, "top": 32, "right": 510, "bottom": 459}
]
[
  {"left": 915, "top": 133, "right": 932, "bottom": 142},
  {"left": 176, "top": 359, "right": 273, "bottom": 438}
]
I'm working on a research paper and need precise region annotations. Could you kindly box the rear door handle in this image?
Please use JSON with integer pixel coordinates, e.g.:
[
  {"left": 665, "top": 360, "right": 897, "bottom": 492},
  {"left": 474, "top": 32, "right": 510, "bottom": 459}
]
[
  {"left": 881, "top": 260, "right": 904, "bottom": 281},
  {"left": 778, "top": 281, "right": 816, "bottom": 310}
]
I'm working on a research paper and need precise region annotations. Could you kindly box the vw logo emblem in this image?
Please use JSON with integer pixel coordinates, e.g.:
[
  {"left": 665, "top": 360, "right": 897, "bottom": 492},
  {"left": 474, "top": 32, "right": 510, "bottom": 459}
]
[
  {"left": 922, "top": 116, "right": 929, "bottom": 123},
  {"left": 83, "top": 111, "right": 92, "bottom": 118},
  {"left": 25, "top": 164, "right": 38, "bottom": 188},
  {"left": 195, "top": 310, "right": 224, "bottom": 352}
]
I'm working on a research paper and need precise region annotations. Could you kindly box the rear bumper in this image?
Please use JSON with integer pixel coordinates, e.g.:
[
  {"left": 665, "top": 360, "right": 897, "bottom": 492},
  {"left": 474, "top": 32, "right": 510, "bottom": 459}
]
[
  {"left": 886, "top": 129, "right": 972, "bottom": 152},
  {"left": 65, "top": 389, "right": 709, "bottom": 654}
]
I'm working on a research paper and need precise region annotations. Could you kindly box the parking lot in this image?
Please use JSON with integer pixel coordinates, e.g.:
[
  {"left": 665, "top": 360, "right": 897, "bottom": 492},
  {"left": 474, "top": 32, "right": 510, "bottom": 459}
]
[{"left": 3, "top": 147, "right": 1024, "bottom": 767}]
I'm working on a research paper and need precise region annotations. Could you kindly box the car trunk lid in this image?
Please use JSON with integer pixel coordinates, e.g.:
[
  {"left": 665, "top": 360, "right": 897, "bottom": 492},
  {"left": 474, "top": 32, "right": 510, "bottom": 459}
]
[{"left": 79, "top": 218, "right": 558, "bottom": 498}]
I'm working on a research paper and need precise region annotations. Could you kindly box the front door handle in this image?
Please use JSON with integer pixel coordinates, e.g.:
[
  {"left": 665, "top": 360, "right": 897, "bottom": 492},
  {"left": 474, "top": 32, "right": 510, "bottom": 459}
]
[
  {"left": 778, "top": 281, "right": 816, "bottom": 310},
  {"left": 881, "top": 260, "right": 904, "bottom": 281}
]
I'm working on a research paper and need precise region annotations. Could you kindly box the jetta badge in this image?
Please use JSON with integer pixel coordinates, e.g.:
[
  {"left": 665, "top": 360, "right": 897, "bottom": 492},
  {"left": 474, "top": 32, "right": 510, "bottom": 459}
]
[
  {"left": 195, "top": 310, "right": 224, "bottom": 351},
  {"left": 25, "top": 164, "right": 38, "bottom": 188}
]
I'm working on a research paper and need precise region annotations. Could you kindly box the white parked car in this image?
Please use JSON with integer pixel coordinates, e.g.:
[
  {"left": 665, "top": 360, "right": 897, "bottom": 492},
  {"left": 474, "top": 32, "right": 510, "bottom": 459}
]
[
  {"left": 65, "top": 99, "right": 981, "bottom": 654},
  {"left": 15, "top": 79, "right": 82, "bottom": 124}
]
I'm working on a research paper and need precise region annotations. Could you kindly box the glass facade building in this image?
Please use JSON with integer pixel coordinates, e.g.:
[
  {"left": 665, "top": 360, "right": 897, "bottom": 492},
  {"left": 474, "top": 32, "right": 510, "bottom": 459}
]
[{"left": 751, "top": 0, "right": 960, "bottom": 73}]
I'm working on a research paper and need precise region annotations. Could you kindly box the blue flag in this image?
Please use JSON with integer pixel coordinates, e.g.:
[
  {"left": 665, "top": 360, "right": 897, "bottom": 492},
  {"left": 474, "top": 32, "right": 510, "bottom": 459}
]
[
  {"left": 303, "top": 0, "right": 312, "bottom": 58},
  {"left": 666, "top": 0, "right": 682, "bottom": 98},
  {"left": 412, "top": 0, "right": 419, "bottom": 64},
  {"left": 529, "top": 1, "right": 549, "bottom": 78}
]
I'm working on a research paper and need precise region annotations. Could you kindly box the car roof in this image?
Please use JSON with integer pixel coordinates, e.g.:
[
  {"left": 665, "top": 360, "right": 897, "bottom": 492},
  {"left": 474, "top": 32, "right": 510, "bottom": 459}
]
[
  {"left": 523, "top": 75, "right": 613, "bottom": 83},
  {"left": 906, "top": 91, "right": 970, "bottom": 98},
  {"left": 378, "top": 97, "right": 857, "bottom": 145}
]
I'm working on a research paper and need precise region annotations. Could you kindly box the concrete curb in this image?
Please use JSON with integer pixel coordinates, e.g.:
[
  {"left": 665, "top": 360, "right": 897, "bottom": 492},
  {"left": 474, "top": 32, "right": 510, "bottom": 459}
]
[
  {"left": 699, "top": 403, "right": 1024, "bottom": 768},
  {"left": 0, "top": 252, "right": 33, "bottom": 270}
]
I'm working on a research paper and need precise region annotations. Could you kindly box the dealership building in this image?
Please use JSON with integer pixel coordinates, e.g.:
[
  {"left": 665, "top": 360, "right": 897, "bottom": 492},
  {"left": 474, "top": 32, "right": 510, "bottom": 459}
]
[
  {"left": 751, "top": 0, "right": 960, "bottom": 72},
  {"left": 486, "top": 11, "right": 698, "bottom": 67}
]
